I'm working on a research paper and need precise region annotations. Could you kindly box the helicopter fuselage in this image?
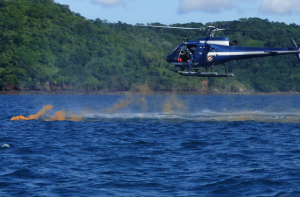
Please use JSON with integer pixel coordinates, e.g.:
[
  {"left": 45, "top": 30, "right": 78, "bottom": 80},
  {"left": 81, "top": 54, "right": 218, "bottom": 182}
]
[{"left": 166, "top": 37, "right": 300, "bottom": 70}]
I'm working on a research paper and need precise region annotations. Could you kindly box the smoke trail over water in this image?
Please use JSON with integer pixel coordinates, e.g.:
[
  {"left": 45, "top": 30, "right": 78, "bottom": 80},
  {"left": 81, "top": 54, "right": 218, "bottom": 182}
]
[
  {"left": 163, "top": 95, "right": 187, "bottom": 114},
  {"left": 11, "top": 94, "right": 300, "bottom": 123},
  {"left": 45, "top": 110, "right": 84, "bottom": 121},
  {"left": 106, "top": 99, "right": 133, "bottom": 113},
  {"left": 11, "top": 105, "right": 84, "bottom": 121},
  {"left": 11, "top": 105, "right": 53, "bottom": 121},
  {"left": 105, "top": 85, "right": 152, "bottom": 113}
]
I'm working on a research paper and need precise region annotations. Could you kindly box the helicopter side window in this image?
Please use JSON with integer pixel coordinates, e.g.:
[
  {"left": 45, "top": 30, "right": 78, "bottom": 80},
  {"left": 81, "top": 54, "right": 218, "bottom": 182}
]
[
  {"left": 182, "top": 45, "right": 197, "bottom": 55},
  {"left": 180, "top": 45, "right": 187, "bottom": 54},
  {"left": 189, "top": 46, "right": 197, "bottom": 54}
]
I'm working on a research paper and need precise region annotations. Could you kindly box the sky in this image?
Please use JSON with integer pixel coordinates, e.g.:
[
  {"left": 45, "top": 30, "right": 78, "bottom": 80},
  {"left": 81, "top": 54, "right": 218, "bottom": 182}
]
[{"left": 53, "top": 0, "right": 300, "bottom": 25}]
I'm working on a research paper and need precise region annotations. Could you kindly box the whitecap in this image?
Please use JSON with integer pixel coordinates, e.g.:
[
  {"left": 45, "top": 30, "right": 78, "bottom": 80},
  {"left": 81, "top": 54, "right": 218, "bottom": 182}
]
[{"left": 1, "top": 143, "right": 10, "bottom": 148}]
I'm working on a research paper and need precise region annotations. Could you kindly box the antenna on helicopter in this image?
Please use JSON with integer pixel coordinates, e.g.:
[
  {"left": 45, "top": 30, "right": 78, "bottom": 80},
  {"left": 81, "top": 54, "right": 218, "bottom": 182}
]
[{"left": 138, "top": 20, "right": 260, "bottom": 37}]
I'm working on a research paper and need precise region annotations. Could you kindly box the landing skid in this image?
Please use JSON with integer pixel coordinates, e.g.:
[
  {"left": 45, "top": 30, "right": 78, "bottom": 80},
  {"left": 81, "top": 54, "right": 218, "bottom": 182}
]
[{"left": 178, "top": 71, "right": 234, "bottom": 77}]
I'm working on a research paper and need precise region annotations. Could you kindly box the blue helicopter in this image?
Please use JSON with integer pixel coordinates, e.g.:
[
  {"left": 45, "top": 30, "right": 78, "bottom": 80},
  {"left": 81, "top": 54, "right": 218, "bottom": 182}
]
[{"left": 142, "top": 21, "right": 300, "bottom": 77}]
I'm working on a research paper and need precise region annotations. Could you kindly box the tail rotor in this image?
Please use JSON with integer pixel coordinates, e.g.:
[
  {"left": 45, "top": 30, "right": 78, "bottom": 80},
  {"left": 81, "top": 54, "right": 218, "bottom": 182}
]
[{"left": 291, "top": 37, "right": 300, "bottom": 63}]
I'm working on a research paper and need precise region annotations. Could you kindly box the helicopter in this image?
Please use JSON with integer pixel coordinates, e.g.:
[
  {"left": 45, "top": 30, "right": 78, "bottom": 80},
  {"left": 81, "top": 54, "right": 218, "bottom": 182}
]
[{"left": 141, "top": 21, "right": 300, "bottom": 77}]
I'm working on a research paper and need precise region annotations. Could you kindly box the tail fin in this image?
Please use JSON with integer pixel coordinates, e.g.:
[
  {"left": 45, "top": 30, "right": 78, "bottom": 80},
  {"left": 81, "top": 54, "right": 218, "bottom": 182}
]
[{"left": 290, "top": 37, "right": 300, "bottom": 63}]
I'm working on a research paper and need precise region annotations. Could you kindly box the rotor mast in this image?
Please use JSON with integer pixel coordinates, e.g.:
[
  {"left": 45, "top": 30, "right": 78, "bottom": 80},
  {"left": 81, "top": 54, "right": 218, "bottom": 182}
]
[{"left": 208, "top": 28, "right": 220, "bottom": 37}]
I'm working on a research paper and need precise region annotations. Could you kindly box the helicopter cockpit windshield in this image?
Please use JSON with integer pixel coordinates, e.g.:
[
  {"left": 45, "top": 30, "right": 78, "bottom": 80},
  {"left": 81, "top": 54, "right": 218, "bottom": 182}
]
[{"left": 173, "top": 44, "right": 183, "bottom": 53}]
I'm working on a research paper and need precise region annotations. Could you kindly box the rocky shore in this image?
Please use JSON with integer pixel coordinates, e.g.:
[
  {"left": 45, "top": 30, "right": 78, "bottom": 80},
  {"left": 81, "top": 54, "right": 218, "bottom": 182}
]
[{"left": 1, "top": 90, "right": 300, "bottom": 96}]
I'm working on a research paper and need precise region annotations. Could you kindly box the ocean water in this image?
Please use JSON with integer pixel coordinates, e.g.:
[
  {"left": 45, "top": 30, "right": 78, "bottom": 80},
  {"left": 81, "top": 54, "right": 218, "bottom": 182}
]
[{"left": 1, "top": 95, "right": 300, "bottom": 196}]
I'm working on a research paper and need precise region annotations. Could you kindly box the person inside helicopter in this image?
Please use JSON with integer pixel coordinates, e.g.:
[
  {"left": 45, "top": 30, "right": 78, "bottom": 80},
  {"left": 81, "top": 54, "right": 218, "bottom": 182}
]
[
  {"left": 179, "top": 46, "right": 189, "bottom": 62},
  {"left": 179, "top": 45, "right": 196, "bottom": 62},
  {"left": 186, "top": 48, "right": 193, "bottom": 73}
]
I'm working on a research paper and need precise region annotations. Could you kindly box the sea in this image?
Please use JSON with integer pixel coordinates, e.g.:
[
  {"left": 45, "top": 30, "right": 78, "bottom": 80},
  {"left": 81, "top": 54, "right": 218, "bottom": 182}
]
[{"left": 1, "top": 94, "right": 300, "bottom": 197}]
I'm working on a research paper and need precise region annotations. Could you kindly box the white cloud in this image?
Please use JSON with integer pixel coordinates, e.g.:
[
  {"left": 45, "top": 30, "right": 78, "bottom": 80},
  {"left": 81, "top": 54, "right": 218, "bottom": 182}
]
[
  {"left": 91, "top": 0, "right": 124, "bottom": 6},
  {"left": 260, "top": 0, "right": 300, "bottom": 15},
  {"left": 178, "top": 0, "right": 245, "bottom": 13}
]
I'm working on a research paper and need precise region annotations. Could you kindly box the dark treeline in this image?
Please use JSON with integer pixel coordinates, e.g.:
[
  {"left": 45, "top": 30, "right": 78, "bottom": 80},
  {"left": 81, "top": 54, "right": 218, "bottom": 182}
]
[{"left": 1, "top": 0, "right": 300, "bottom": 92}]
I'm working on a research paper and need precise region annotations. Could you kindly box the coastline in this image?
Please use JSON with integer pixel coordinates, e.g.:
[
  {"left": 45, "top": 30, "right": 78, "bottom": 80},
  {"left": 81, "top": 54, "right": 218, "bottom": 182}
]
[{"left": 1, "top": 90, "right": 300, "bottom": 96}]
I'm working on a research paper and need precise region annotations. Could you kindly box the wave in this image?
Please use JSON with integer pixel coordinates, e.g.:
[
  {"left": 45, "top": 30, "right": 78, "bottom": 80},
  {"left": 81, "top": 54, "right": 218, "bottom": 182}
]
[{"left": 83, "top": 110, "right": 300, "bottom": 123}]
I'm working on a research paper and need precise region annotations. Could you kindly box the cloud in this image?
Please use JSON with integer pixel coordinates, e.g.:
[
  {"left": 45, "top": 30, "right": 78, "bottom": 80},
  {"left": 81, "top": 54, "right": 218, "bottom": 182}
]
[
  {"left": 178, "top": 0, "right": 300, "bottom": 16},
  {"left": 91, "top": 0, "right": 125, "bottom": 6},
  {"left": 259, "top": 0, "right": 300, "bottom": 15},
  {"left": 178, "top": 0, "right": 246, "bottom": 13}
]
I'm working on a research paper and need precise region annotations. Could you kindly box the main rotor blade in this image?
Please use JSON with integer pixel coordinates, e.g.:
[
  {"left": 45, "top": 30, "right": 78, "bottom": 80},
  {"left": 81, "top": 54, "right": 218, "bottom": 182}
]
[
  {"left": 138, "top": 25, "right": 204, "bottom": 30},
  {"left": 290, "top": 37, "right": 298, "bottom": 47},
  {"left": 221, "top": 29, "right": 260, "bottom": 32},
  {"left": 216, "top": 20, "right": 241, "bottom": 29}
]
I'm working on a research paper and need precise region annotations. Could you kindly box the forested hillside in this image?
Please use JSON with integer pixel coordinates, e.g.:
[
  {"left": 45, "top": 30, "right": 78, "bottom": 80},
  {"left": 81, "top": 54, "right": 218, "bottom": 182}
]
[{"left": 1, "top": 0, "right": 300, "bottom": 92}]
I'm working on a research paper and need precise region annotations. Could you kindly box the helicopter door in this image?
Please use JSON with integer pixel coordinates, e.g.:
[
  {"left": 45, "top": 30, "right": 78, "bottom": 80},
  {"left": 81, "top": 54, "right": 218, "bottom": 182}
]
[
  {"left": 179, "top": 45, "right": 197, "bottom": 62},
  {"left": 196, "top": 45, "right": 207, "bottom": 62}
]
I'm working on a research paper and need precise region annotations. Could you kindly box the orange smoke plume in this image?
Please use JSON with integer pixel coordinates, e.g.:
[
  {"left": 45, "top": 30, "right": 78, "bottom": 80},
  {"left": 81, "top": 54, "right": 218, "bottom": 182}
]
[
  {"left": 139, "top": 84, "right": 152, "bottom": 95},
  {"left": 164, "top": 101, "right": 172, "bottom": 114},
  {"left": 47, "top": 110, "right": 66, "bottom": 121},
  {"left": 11, "top": 105, "right": 53, "bottom": 121},
  {"left": 163, "top": 95, "right": 186, "bottom": 114},
  {"left": 45, "top": 110, "right": 84, "bottom": 121},
  {"left": 106, "top": 99, "right": 133, "bottom": 113},
  {"left": 11, "top": 105, "right": 84, "bottom": 121}
]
